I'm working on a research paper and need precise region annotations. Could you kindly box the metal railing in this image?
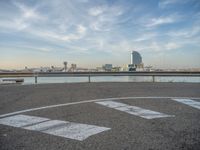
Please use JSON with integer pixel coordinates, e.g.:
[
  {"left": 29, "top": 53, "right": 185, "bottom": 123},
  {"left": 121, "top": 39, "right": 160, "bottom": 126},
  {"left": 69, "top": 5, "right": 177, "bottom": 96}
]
[{"left": 0, "top": 71, "right": 200, "bottom": 84}]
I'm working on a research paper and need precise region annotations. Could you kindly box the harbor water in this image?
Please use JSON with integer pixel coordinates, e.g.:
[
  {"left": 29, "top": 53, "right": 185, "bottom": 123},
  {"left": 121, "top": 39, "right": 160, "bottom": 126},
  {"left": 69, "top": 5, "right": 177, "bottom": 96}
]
[{"left": 1, "top": 76, "right": 199, "bottom": 85}]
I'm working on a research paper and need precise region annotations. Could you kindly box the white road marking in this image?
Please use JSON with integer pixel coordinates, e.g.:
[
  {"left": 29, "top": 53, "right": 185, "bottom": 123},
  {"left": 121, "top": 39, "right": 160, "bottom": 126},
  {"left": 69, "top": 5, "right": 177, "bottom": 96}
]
[
  {"left": 0, "top": 115, "right": 110, "bottom": 141},
  {"left": 42, "top": 122, "right": 110, "bottom": 141},
  {"left": 0, "top": 114, "right": 49, "bottom": 127},
  {"left": 172, "top": 99, "right": 200, "bottom": 110},
  {"left": 24, "top": 120, "right": 67, "bottom": 131},
  {"left": 95, "top": 101, "right": 174, "bottom": 119},
  {"left": 0, "top": 96, "right": 199, "bottom": 118}
]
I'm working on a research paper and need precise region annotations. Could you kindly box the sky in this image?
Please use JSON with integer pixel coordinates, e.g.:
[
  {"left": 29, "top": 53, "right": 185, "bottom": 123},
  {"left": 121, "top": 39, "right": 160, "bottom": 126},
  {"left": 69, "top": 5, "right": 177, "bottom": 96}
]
[{"left": 0, "top": 0, "right": 200, "bottom": 69}]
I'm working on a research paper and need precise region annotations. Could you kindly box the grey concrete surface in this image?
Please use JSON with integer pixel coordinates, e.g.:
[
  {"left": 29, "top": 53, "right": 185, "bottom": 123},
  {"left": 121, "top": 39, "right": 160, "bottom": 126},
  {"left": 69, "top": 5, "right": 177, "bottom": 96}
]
[{"left": 0, "top": 82, "right": 200, "bottom": 150}]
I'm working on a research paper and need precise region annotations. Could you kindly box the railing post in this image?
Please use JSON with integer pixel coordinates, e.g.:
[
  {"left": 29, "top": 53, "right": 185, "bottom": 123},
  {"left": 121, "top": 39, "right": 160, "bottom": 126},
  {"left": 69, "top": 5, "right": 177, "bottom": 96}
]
[
  {"left": 88, "top": 75, "right": 91, "bottom": 83},
  {"left": 34, "top": 73, "right": 38, "bottom": 84},
  {"left": 152, "top": 75, "right": 155, "bottom": 82}
]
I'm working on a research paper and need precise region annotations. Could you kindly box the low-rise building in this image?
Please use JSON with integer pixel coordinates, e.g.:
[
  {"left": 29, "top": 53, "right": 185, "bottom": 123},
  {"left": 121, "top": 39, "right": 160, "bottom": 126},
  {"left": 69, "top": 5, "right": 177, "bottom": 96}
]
[{"left": 102, "top": 64, "right": 113, "bottom": 71}]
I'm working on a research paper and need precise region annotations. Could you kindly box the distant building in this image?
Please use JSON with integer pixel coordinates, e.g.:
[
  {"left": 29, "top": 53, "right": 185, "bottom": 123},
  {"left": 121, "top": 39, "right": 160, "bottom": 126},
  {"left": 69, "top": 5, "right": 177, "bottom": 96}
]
[
  {"left": 128, "top": 51, "right": 144, "bottom": 71},
  {"left": 144, "top": 66, "right": 153, "bottom": 72},
  {"left": 68, "top": 64, "right": 77, "bottom": 72},
  {"left": 112, "top": 66, "right": 121, "bottom": 72},
  {"left": 102, "top": 64, "right": 113, "bottom": 71},
  {"left": 131, "top": 51, "right": 142, "bottom": 65},
  {"left": 39, "top": 67, "right": 51, "bottom": 72},
  {"left": 51, "top": 66, "right": 64, "bottom": 72},
  {"left": 63, "top": 61, "right": 68, "bottom": 72},
  {"left": 128, "top": 64, "right": 136, "bottom": 71},
  {"left": 96, "top": 67, "right": 104, "bottom": 72}
]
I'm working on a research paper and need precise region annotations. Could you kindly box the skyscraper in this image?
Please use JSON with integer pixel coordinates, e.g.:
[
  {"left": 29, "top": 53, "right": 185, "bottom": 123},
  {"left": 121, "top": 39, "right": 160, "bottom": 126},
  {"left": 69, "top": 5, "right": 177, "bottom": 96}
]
[
  {"left": 131, "top": 51, "right": 142, "bottom": 65},
  {"left": 128, "top": 51, "right": 144, "bottom": 71}
]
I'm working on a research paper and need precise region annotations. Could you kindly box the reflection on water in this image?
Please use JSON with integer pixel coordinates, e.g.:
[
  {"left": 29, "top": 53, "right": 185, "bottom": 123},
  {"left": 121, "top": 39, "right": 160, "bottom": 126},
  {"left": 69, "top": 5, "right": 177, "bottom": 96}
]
[
  {"left": 19, "top": 76, "right": 200, "bottom": 85},
  {"left": 22, "top": 77, "right": 89, "bottom": 85},
  {"left": 93, "top": 76, "right": 153, "bottom": 82}
]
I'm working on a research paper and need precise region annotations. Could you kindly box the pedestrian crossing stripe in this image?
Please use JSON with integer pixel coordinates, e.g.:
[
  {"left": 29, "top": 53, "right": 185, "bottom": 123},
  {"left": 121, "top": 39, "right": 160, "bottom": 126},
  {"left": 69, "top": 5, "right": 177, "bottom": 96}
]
[
  {"left": 172, "top": 99, "right": 200, "bottom": 110},
  {"left": 95, "top": 101, "right": 174, "bottom": 119},
  {"left": 0, "top": 114, "right": 110, "bottom": 141}
]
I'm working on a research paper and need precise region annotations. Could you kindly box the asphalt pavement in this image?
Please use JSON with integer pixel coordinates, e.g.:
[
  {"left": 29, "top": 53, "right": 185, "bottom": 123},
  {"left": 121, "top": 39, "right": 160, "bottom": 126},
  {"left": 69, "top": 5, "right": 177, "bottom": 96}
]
[{"left": 0, "top": 82, "right": 200, "bottom": 150}]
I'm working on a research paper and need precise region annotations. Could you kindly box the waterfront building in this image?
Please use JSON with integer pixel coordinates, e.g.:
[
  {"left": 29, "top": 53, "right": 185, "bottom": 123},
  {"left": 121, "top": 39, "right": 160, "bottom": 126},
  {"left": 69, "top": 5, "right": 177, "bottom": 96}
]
[
  {"left": 128, "top": 51, "right": 144, "bottom": 71},
  {"left": 96, "top": 67, "right": 104, "bottom": 72},
  {"left": 102, "top": 64, "right": 113, "bottom": 71},
  {"left": 69, "top": 64, "right": 77, "bottom": 72},
  {"left": 131, "top": 51, "right": 142, "bottom": 65},
  {"left": 112, "top": 67, "right": 121, "bottom": 72},
  {"left": 63, "top": 61, "right": 68, "bottom": 72}
]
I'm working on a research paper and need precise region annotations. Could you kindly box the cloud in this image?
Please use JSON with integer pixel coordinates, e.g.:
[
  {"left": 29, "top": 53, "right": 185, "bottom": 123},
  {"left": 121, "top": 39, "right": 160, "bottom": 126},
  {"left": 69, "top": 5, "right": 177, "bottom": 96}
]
[
  {"left": 89, "top": 5, "right": 124, "bottom": 31},
  {"left": 86, "top": 37, "right": 182, "bottom": 55},
  {"left": 88, "top": 6, "right": 105, "bottom": 16},
  {"left": 27, "top": 24, "right": 87, "bottom": 42},
  {"left": 77, "top": 24, "right": 86, "bottom": 34},
  {"left": 133, "top": 33, "right": 158, "bottom": 42},
  {"left": 0, "top": 0, "right": 200, "bottom": 69},
  {"left": 14, "top": 2, "right": 43, "bottom": 19},
  {"left": 167, "top": 25, "right": 200, "bottom": 38},
  {"left": 0, "top": 1, "right": 90, "bottom": 42},
  {"left": 6, "top": 1, "right": 45, "bottom": 30},
  {"left": 145, "top": 16, "right": 178, "bottom": 27},
  {"left": 122, "top": 41, "right": 182, "bottom": 53},
  {"left": 165, "top": 42, "right": 180, "bottom": 50},
  {"left": 158, "top": 0, "right": 188, "bottom": 8},
  {"left": 14, "top": 3, "right": 40, "bottom": 19},
  {"left": 0, "top": 43, "right": 52, "bottom": 52}
]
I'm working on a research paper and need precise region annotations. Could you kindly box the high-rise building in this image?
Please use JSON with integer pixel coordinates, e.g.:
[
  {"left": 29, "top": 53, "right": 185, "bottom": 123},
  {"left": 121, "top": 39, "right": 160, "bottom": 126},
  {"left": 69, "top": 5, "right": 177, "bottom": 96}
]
[
  {"left": 131, "top": 51, "right": 142, "bottom": 65},
  {"left": 128, "top": 51, "right": 144, "bottom": 71}
]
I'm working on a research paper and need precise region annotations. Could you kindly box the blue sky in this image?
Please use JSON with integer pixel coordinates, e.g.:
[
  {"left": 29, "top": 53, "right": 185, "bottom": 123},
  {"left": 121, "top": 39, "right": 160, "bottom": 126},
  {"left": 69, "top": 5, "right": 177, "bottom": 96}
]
[{"left": 0, "top": 0, "right": 200, "bottom": 69}]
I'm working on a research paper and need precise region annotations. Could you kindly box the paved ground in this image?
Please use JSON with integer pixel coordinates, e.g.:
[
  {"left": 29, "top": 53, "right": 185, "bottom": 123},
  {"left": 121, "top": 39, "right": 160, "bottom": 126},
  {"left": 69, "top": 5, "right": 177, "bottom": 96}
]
[{"left": 0, "top": 82, "right": 200, "bottom": 150}]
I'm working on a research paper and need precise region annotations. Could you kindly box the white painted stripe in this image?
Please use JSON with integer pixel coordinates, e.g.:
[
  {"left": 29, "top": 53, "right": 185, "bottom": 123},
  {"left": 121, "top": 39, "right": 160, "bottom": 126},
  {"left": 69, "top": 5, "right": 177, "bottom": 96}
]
[
  {"left": 0, "top": 115, "right": 110, "bottom": 141},
  {"left": 0, "top": 96, "right": 199, "bottom": 118},
  {"left": 23, "top": 120, "right": 67, "bottom": 131},
  {"left": 96, "top": 101, "right": 174, "bottom": 119},
  {"left": 42, "top": 122, "right": 110, "bottom": 141},
  {"left": 172, "top": 99, "right": 200, "bottom": 110},
  {"left": 0, "top": 114, "right": 49, "bottom": 127}
]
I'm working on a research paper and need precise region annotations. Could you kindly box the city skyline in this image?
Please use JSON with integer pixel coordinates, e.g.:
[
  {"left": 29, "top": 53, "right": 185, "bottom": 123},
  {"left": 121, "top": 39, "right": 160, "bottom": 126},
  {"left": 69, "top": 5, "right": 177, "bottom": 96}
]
[{"left": 0, "top": 0, "right": 200, "bottom": 69}]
